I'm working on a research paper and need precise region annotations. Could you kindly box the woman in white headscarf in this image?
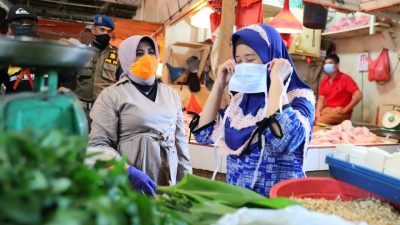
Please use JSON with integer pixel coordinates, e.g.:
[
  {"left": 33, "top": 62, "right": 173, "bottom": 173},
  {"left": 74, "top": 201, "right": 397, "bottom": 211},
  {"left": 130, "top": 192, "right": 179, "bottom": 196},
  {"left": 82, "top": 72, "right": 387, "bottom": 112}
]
[{"left": 89, "top": 35, "right": 192, "bottom": 196}]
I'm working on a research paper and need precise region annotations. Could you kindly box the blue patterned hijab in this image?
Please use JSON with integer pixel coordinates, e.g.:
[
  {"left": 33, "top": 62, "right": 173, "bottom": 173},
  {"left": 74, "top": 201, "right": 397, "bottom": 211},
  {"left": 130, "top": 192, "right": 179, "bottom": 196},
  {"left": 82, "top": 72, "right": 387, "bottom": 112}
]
[
  {"left": 223, "top": 24, "right": 312, "bottom": 151},
  {"left": 232, "top": 24, "right": 309, "bottom": 92}
]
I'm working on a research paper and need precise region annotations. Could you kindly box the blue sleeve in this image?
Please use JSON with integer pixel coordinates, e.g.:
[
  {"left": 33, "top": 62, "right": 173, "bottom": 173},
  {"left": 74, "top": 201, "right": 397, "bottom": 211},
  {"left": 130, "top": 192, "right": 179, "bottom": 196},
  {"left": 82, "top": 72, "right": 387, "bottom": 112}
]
[
  {"left": 191, "top": 108, "right": 226, "bottom": 145},
  {"left": 193, "top": 122, "right": 216, "bottom": 145},
  {"left": 263, "top": 97, "right": 314, "bottom": 153}
]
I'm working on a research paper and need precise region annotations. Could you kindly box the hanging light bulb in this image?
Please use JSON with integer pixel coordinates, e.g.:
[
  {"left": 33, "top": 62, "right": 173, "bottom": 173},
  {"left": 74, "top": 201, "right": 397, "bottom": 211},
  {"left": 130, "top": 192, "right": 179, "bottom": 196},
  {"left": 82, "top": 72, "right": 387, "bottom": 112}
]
[
  {"left": 268, "top": 0, "right": 303, "bottom": 33},
  {"left": 191, "top": 6, "right": 213, "bottom": 29}
]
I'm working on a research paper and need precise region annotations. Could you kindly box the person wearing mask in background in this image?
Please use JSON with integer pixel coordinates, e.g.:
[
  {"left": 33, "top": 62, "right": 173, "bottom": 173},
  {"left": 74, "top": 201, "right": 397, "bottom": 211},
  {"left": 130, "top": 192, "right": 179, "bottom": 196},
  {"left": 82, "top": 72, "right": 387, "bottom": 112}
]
[
  {"left": 316, "top": 54, "right": 363, "bottom": 125},
  {"left": 0, "top": 5, "right": 39, "bottom": 94},
  {"left": 74, "top": 15, "right": 119, "bottom": 116},
  {"left": 0, "top": 5, "right": 77, "bottom": 95},
  {"left": 89, "top": 35, "right": 192, "bottom": 196},
  {"left": 190, "top": 24, "right": 314, "bottom": 197}
]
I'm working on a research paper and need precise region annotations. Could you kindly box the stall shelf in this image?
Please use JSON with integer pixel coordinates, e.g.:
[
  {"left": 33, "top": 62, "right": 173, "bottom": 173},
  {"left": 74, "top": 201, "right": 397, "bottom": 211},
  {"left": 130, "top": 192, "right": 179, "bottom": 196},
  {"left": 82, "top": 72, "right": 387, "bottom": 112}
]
[{"left": 321, "top": 22, "right": 391, "bottom": 39}]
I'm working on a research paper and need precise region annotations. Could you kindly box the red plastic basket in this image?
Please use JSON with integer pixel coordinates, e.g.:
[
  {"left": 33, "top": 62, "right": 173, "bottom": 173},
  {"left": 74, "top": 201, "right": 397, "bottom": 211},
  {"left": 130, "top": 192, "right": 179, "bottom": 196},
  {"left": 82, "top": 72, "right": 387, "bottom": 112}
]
[
  {"left": 270, "top": 177, "right": 400, "bottom": 210},
  {"left": 271, "top": 177, "right": 378, "bottom": 201}
]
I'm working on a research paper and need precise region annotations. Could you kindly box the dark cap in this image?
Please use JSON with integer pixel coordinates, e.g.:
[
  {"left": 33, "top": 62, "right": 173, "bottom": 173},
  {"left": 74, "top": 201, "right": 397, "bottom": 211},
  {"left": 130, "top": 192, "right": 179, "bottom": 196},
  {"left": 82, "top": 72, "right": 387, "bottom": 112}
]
[
  {"left": 93, "top": 14, "right": 114, "bottom": 30},
  {"left": 7, "top": 5, "right": 38, "bottom": 22}
]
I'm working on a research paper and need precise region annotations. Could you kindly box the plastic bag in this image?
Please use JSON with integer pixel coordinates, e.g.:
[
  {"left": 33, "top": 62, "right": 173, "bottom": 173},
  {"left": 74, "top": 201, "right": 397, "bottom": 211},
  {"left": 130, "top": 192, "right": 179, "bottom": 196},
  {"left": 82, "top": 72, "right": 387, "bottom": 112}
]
[
  {"left": 367, "top": 48, "right": 390, "bottom": 82},
  {"left": 213, "top": 206, "right": 367, "bottom": 225},
  {"left": 235, "top": 0, "right": 263, "bottom": 29},
  {"left": 166, "top": 63, "right": 185, "bottom": 83}
]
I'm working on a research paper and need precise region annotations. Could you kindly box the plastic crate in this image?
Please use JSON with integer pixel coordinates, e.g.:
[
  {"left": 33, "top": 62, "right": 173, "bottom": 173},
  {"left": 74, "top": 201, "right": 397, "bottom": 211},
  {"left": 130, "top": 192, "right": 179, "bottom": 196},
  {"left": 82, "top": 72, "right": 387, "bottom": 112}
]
[{"left": 326, "top": 154, "right": 400, "bottom": 205}]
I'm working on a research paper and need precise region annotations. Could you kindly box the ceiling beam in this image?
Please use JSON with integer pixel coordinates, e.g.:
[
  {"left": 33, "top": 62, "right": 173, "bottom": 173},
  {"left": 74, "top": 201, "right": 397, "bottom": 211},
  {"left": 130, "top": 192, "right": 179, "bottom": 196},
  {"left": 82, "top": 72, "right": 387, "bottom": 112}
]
[
  {"left": 39, "top": 0, "right": 103, "bottom": 8},
  {"left": 101, "top": 0, "right": 141, "bottom": 6}
]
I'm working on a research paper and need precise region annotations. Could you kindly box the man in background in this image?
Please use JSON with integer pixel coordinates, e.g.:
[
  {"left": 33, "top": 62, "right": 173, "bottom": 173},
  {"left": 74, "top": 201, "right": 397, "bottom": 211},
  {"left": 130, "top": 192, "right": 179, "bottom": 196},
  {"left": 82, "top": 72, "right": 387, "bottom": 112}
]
[
  {"left": 0, "top": 5, "right": 77, "bottom": 94},
  {"left": 316, "top": 54, "right": 363, "bottom": 125},
  {"left": 74, "top": 15, "right": 119, "bottom": 117},
  {"left": 0, "top": 5, "right": 39, "bottom": 94}
]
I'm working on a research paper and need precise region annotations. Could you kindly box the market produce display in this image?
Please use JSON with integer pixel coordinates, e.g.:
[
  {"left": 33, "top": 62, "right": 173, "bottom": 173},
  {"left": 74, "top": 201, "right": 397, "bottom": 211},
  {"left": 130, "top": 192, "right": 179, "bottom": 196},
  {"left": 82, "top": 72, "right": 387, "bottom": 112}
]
[
  {"left": 311, "top": 120, "right": 390, "bottom": 145},
  {"left": 3, "top": 130, "right": 397, "bottom": 225},
  {"left": 0, "top": 130, "right": 300, "bottom": 225},
  {"left": 293, "top": 197, "right": 400, "bottom": 225}
]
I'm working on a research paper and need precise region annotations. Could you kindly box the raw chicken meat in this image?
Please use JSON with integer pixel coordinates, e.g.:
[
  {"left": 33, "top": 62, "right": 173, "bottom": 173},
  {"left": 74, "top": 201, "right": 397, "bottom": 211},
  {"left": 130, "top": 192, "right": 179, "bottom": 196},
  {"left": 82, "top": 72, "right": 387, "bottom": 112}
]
[{"left": 310, "top": 120, "right": 383, "bottom": 145}]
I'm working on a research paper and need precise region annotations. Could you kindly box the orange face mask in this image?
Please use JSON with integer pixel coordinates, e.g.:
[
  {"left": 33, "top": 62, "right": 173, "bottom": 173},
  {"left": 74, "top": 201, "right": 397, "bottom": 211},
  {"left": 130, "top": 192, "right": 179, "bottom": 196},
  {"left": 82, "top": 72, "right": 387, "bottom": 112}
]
[{"left": 130, "top": 55, "right": 158, "bottom": 80}]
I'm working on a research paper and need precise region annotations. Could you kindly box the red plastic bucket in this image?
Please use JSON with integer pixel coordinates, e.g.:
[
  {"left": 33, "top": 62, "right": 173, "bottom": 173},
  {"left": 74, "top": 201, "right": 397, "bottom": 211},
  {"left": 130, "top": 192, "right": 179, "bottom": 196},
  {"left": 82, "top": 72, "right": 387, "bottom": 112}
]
[
  {"left": 270, "top": 177, "right": 400, "bottom": 210},
  {"left": 270, "top": 177, "right": 378, "bottom": 201}
]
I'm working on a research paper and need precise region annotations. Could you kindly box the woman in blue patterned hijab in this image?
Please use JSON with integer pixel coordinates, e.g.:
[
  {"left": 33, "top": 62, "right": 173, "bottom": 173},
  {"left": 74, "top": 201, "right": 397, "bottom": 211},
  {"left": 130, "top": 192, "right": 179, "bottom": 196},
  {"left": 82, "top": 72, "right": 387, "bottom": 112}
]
[{"left": 191, "top": 24, "right": 315, "bottom": 196}]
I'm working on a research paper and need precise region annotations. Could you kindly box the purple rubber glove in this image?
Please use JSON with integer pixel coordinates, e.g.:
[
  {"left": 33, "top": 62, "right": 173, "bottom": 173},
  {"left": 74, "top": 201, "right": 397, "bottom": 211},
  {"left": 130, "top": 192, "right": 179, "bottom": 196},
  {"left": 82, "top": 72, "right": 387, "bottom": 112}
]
[{"left": 127, "top": 166, "right": 157, "bottom": 196}]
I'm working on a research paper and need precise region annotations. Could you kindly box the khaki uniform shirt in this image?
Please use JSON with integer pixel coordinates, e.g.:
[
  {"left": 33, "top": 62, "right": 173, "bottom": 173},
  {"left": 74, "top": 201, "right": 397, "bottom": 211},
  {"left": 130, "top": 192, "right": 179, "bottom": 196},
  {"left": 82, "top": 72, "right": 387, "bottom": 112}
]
[
  {"left": 89, "top": 76, "right": 193, "bottom": 185},
  {"left": 75, "top": 45, "right": 119, "bottom": 102}
]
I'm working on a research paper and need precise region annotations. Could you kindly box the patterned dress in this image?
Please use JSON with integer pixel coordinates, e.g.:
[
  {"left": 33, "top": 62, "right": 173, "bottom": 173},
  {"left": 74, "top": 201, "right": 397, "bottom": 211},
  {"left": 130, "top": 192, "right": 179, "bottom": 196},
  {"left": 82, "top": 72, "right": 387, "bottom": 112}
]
[
  {"left": 192, "top": 24, "right": 315, "bottom": 196},
  {"left": 193, "top": 91, "right": 314, "bottom": 196}
]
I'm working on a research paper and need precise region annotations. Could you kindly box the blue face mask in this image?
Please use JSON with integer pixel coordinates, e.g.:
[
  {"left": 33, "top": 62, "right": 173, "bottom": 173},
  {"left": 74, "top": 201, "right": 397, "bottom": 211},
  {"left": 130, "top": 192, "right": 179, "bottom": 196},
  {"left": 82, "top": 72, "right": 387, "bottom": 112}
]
[
  {"left": 324, "top": 63, "right": 335, "bottom": 74},
  {"left": 228, "top": 62, "right": 293, "bottom": 114}
]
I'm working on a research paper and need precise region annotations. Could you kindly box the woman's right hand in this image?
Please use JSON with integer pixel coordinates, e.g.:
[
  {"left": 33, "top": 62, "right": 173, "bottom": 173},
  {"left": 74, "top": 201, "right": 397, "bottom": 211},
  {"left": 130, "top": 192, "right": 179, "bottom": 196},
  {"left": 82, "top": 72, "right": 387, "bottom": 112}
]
[
  {"left": 215, "top": 59, "right": 236, "bottom": 88},
  {"left": 127, "top": 166, "right": 157, "bottom": 196}
]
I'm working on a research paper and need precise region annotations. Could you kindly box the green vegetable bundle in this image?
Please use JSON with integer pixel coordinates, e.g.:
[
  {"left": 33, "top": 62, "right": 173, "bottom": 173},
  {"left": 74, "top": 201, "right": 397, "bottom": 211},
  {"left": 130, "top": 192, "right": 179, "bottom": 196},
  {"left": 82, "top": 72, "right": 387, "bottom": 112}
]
[
  {"left": 0, "top": 131, "right": 185, "bottom": 225},
  {"left": 157, "top": 175, "right": 299, "bottom": 225}
]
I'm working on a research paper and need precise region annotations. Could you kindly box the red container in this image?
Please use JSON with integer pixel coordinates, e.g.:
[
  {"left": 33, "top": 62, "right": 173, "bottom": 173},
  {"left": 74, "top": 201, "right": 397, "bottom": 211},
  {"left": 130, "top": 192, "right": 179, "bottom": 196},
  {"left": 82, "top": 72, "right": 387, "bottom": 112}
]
[
  {"left": 270, "top": 177, "right": 400, "bottom": 210},
  {"left": 270, "top": 177, "right": 379, "bottom": 201}
]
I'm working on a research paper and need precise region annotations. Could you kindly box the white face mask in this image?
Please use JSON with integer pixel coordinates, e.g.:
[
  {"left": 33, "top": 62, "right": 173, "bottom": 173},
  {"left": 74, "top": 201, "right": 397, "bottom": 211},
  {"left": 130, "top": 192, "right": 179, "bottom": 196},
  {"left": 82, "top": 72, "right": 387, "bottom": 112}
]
[{"left": 228, "top": 63, "right": 268, "bottom": 94}]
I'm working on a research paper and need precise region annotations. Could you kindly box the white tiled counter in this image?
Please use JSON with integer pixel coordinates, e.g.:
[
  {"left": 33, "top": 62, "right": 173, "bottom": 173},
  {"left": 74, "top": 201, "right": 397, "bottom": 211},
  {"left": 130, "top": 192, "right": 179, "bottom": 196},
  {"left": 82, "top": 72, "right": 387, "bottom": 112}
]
[
  {"left": 189, "top": 142, "right": 399, "bottom": 173},
  {"left": 189, "top": 143, "right": 226, "bottom": 173}
]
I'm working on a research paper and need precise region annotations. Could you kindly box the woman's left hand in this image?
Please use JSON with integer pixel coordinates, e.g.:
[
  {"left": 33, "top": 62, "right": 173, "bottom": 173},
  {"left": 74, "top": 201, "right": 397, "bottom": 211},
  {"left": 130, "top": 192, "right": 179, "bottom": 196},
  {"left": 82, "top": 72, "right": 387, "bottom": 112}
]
[{"left": 268, "top": 58, "right": 292, "bottom": 82}]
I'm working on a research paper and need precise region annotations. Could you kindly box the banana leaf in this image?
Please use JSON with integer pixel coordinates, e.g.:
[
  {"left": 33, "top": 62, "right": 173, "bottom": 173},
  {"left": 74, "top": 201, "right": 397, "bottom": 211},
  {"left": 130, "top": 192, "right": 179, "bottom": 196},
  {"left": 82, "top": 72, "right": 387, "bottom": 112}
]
[
  {"left": 157, "top": 174, "right": 299, "bottom": 225},
  {"left": 158, "top": 174, "right": 298, "bottom": 209}
]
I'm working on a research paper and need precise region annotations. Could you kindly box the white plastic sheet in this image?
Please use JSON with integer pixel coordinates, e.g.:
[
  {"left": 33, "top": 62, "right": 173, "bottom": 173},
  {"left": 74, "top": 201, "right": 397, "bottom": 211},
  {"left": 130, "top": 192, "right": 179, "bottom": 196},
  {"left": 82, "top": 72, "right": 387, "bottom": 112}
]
[{"left": 213, "top": 206, "right": 368, "bottom": 225}]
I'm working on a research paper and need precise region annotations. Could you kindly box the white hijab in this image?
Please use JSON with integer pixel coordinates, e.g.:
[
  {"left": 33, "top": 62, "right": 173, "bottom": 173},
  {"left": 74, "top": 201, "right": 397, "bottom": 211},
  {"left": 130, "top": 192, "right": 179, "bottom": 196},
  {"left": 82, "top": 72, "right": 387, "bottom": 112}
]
[{"left": 118, "top": 35, "right": 159, "bottom": 85}]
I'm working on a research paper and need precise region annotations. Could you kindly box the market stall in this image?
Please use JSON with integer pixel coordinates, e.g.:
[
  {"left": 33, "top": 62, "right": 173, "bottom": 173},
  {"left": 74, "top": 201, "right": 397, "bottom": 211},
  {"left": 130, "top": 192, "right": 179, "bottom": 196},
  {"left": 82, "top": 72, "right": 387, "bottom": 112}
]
[
  {"left": 174, "top": 1, "right": 400, "bottom": 223},
  {"left": 165, "top": 0, "right": 400, "bottom": 208},
  {"left": 171, "top": 0, "right": 400, "bottom": 171}
]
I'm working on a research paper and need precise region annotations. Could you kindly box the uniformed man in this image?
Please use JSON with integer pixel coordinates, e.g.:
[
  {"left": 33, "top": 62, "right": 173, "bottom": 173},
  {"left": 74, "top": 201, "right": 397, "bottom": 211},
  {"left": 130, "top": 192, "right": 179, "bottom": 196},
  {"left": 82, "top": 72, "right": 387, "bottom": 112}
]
[
  {"left": 0, "top": 5, "right": 39, "bottom": 94},
  {"left": 75, "top": 15, "right": 119, "bottom": 114}
]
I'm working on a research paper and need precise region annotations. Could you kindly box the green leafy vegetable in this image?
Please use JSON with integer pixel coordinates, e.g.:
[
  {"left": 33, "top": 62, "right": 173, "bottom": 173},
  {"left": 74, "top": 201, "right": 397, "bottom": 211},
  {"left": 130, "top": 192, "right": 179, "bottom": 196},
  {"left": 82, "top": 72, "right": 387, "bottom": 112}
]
[{"left": 0, "top": 131, "right": 185, "bottom": 225}]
